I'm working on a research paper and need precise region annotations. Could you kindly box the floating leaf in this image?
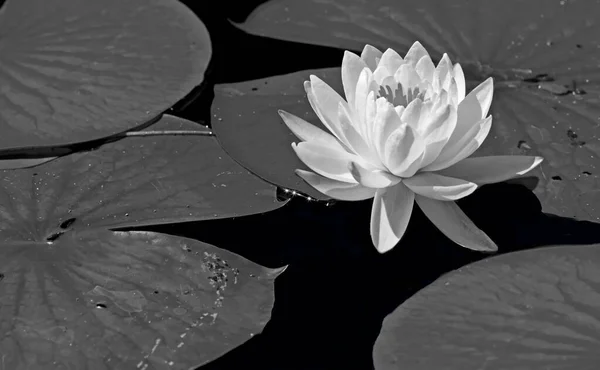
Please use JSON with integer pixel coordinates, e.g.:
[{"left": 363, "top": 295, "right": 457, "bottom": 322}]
[
  {"left": 0, "top": 0, "right": 211, "bottom": 150},
  {"left": 0, "top": 156, "right": 57, "bottom": 169},
  {"left": 212, "top": 69, "right": 340, "bottom": 200},
  {"left": 0, "top": 114, "right": 285, "bottom": 233},
  {"left": 236, "top": 0, "right": 600, "bottom": 221},
  {"left": 0, "top": 229, "right": 283, "bottom": 369},
  {"left": 373, "top": 243, "right": 600, "bottom": 370}
]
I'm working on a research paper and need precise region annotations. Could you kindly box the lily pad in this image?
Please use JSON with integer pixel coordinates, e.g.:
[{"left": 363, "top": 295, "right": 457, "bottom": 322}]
[
  {"left": 0, "top": 0, "right": 211, "bottom": 150},
  {"left": 0, "top": 114, "right": 285, "bottom": 233},
  {"left": 0, "top": 229, "right": 283, "bottom": 370},
  {"left": 235, "top": 0, "right": 600, "bottom": 221},
  {"left": 0, "top": 114, "right": 286, "bottom": 368},
  {"left": 212, "top": 69, "right": 341, "bottom": 200},
  {"left": 373, "top": 243, "right": 600, "bottom": 370}
]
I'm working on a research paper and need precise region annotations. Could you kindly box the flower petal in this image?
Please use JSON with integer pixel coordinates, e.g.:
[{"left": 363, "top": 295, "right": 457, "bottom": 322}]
[
  {"left": 384, "top": 122, "right": 426, "bottom": 178},
  {"left": 404, "top": 41, "right": 430, "bottom": 67},
  {"left": 378, "top": 48, "right": 404, "bottom": 74},
  {"left": 373, "top": 65, "right": 391, "bottom": 85},
  {"left": 361, "top": 44, "right": 383, "bottom": 70},
  {"left": 349, "top": 161, "right": 401, "bottom": 188},
  {"left": 403, "top": 172, "right": 477, "bottom": 200},
  {"left": 354, "top": 68, "right": 378, "bottom": 135},
  {"left": 304, "top": 80, "right": 350, "bottom": 150},
  {"left": 415, "top": 195, "right": 497, "bottom": 251},
  {"left": 372, "top": 98, "right": 402, "bottom": 160},
  {"left": 394, "top": 63, "right": 424, "bottom": 95},
  {"left": 415, "top": 54, "right": 435, "bottom": 83},
  {"left": 296, "top": 170, "right": 376, "bottom": 200},
  {"left": 400, "top": 98, "right": 424, "bottom": 129},
  {"left": 432, "top": 54, "right": 453, "bottom": 93},
  {"left": 338, "top": 102, "right": 381, "bottom": 164},
  {"left": 371, "top": 184, "right": 415, "bottom": 253},
  {"left": 419, "top": 104, "right": 458, "bottom": 168},
  {"left": 438, "top": 155, "right": 544, "bottom": 185},
  {"left": 278, "top": 110, "right": 346, "bottom": 152},
  {"left": 292, "top": 141, "right": 358, "bottom": 183},
  {"left": 453, "top": 64, "right": 466, "bottom": 102},
  {"left": 342, "top": 51, "right": 368, "bottom": 108},
  {"left": 423, "top": 114, "right": 493, "bottom": 171}
]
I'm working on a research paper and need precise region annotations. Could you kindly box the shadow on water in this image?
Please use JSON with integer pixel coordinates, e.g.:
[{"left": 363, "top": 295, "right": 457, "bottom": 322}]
[{"left": 120, "top": 1, "right": 600, "bottom": 369}]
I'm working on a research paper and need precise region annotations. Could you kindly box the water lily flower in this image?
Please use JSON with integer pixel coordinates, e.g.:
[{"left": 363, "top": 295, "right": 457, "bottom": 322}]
[{"left": 278, "top": 42, "right": 543, "bottom": 253}]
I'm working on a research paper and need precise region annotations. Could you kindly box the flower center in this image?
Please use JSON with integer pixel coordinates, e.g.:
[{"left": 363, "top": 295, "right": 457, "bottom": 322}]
[{"left": 378, "top": 83, "right": 424, "bottom": 107}]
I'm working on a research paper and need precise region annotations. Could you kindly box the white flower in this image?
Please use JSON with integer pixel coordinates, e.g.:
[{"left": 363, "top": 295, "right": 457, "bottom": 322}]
[{"left": 278, "top": 42, "right": 543, "bottom": 253}]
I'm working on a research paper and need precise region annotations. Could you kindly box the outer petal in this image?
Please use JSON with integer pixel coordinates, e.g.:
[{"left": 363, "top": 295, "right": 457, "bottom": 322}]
[
  {"left": 403, "top": 172, "right": 477, "bottom": 200},
  {"left": 349, "top": 161, "right": 401, "bottom": 188},
  {"left": 306, "top": 76, "right": 350, "bottom": 145},
  {"left": 292, "top": 141, "right": 358, "bottom": 183},
  {"left": 296, "top": 169, "right": 376, "bottom": 200},
  {"left": 423, "top": 115, "right": 492, "bottom": 171},
  {"left": 370, "top": 184, "right": 415, "bottom": 253},
  {"left": 372, "top": 98, "right": 403, "bottom": 160},
  {"left": 426, "top": 77, "right": 494, "bottom": 169},
  {"left": 415, "top": 195, "right": 497, "bottom": 251},
  {"left": 438, "top": 155, "right": 544, "bottom": 185},
  {"left": 342, "top": 51, "right": 368, "bottom": 108},
  {"left": 378, "top": 48, "right": 404, "bottom": 74},
  {"left": 361, "top": 44, "right": 383, "bottom": 70},
  {"left": 354, "top": 68, "right": 378, "bottom": 136},
  {"left": 453, "top": 64, "right": 466, "bottom": 102},
  {"left": 404, "top": 41, "right": 430, "bottom": 66},
  {"left": 432, "top": 54, "right": 453, "bottom": 93},
  {"left": 338, "top": 103, "right": 376, "bottom": 161},
  {"left": 278, "top": 110, "right": 346, "bottom": 152}
]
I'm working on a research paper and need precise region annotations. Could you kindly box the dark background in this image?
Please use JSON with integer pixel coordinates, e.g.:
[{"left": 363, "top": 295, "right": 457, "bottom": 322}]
[{"left": 129, "top": 1, "right": 600, "bottom": 369}]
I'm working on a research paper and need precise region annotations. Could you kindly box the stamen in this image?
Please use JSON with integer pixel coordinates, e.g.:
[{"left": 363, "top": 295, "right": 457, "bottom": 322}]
[{"left": 378, "top": 82, "right": 425, "bottom": 107}]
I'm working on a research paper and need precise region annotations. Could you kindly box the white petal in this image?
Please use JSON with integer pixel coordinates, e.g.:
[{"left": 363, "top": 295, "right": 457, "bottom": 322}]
[
  {"left": 338, "top": 103, "right": 381, "bottom": 164},
  {"left": 372, "top": 98, "right": 402, "bottom": 160},
  {"left": 292, "top": 142, "right": 358, "bottom": 183},
  {"left": 373, "top": 65, "right": 392, "bottom": 85},
  {"left": 305, "top": 79, "right": 349, "bottom": 148},
  {"left": 419, "top": 104, "right": 458, "bottom": 168},
  {"left": 423, "top": 115, "right": 493, "bottom": 171},
  {"left": 432, "top": 54, "right": 453, "bottom": 93},
  {"left": 378, "top": 48, "right": 404, "bottom": 74},
  {"left": 361, "top": 44, "right": 383, "bottom": 70},
  {"left": 403, "top": 172, "right": 477, "bottom": 200},
  {"left": 354, "top": 68, "right": 378, "bottom": 135},
  {"left": 384, "top": 123, "right": 426, "bottom": 178},
  {"left": 446, "top": 77, "right": 459, "bottom": 106},
  {"left": 296, "top": 170, "right": 376, "bottom": 200},
  {"left": 453, "top": 64, "right": 466, "bottom": 102},
  {"left": 438, "top": 156, "right": 544, "bottom": 185},
  {"left": 278, "top": 110, "right": 346, "bottom": 152},
  {"left": 415, "top": 55, "right": 435, "bottom": 83},
  {"left": 394, "top": 64, "right": 424, "bottom": 95},
  {"left": 404, "top": 41, "right": 430, "bottom": 66},
  {"left": 415, "top": 195, "right": 497, "bottom": 252},
  {"left": 370, "top": 184, "right": 415, "bottom": 253},
  {"left": 349, "top": 161, "right": 401, "bottom": 188},
  {"left": 341, "top": 51, "right": 368, "bottom": 109}
]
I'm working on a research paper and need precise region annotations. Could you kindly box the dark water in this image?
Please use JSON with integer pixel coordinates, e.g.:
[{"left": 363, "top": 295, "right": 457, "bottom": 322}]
[{"left": 131, "top": 1, "right": 600, "bottom": 369}]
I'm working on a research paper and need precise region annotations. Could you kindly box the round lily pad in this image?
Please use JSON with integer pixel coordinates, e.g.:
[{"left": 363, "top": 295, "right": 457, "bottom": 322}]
[
  {"left": 0, "top": 229, "right": 283, "bottom": 370},
  {"left": 373, "top": 243, "right": 600, "bottom": 370},
  {"left": 0, "top": 0, "right": 211, "bottom": 150},
  {"left": 235, "top": 0, "right": 600, "bottom": 222}
]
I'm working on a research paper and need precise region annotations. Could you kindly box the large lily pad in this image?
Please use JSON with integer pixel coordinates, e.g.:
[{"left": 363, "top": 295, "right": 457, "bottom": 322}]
[
  {"left": 0, "top": 114, "right": 285, "bottom": 232},
  {"left": 0, "top": 0, "right": 211, "bottom": 150},
  {"left": 0, "top": 230, "right": 283, "bottom": 370},
  {"left": 232, "top": 0, "right": 600, "bottom": 221},
  {"left": 373, "top": 243, "right": 600, "bottom": 370},
  {"left": 0, "top": 115, "right": 286, "bottom": 369}
]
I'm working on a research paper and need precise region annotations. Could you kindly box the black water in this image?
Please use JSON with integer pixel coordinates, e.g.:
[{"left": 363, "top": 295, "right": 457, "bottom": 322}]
[{"left": 133, "top": 1, "right": 600, "bottom": 369}]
